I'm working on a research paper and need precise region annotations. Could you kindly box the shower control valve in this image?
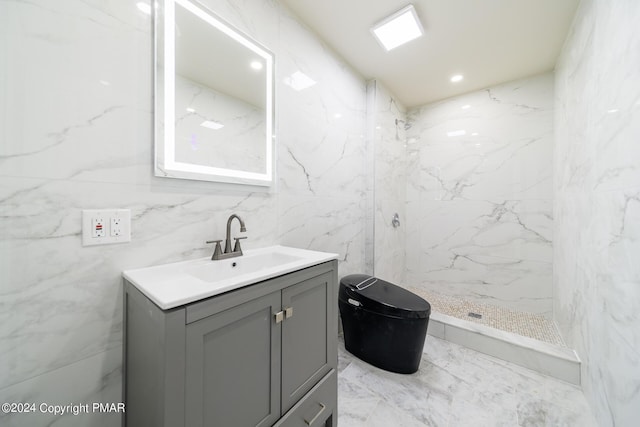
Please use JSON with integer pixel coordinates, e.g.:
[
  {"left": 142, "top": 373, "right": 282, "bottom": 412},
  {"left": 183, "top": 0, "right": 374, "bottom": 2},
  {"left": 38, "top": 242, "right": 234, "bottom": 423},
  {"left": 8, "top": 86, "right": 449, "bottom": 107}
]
[{"left": 391, "top": 213, "right": 401, "bottom": 228}]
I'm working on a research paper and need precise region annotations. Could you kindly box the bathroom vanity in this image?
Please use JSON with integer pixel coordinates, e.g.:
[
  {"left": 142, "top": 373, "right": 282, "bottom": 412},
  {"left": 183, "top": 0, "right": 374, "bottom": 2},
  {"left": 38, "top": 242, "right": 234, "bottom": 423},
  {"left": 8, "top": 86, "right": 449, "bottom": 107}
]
[{"left": 122, "top": 246, "right": 338, "bottom": 427}]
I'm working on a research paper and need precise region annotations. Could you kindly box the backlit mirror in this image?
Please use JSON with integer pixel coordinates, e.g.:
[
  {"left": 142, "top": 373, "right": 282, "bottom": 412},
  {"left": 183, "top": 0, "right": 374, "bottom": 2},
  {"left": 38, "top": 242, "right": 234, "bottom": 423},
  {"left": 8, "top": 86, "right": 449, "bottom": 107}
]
[{"left": 154, "top": 0, "right": 274, "bottom": 185}]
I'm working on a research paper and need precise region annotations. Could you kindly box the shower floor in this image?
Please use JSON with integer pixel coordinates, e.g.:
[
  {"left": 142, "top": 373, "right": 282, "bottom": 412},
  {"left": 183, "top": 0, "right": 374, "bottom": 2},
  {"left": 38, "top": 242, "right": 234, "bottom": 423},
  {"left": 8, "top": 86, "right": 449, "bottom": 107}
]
[{"left": 406, "top": 287, "right": 565, "bottom": 347}]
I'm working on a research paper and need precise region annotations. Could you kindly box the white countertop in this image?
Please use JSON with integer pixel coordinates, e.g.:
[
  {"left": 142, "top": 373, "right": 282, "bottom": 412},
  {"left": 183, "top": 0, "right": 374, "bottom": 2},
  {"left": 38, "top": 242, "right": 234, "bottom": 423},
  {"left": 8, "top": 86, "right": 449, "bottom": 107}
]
[{"left": 123, "top": 245, "right": 338, "bottom": 309}]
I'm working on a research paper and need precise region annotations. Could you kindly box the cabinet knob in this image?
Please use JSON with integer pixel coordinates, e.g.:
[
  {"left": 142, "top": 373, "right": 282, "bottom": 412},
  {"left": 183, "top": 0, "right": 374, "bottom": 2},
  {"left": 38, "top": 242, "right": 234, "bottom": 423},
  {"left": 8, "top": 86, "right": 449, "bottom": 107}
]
[
  {"left": 274, "top": 311, "right": 284, "bottom": 324},
  {"left": 284, "top": 306, "right": 294, "bottom": 319}
]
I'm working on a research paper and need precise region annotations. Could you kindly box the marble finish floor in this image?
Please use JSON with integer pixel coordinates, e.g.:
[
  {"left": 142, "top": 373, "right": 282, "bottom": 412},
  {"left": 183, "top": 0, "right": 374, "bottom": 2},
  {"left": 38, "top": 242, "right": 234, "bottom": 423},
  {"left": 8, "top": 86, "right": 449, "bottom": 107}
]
[{"left": 337, "top": 336, "right": 597, "bottom": 427}]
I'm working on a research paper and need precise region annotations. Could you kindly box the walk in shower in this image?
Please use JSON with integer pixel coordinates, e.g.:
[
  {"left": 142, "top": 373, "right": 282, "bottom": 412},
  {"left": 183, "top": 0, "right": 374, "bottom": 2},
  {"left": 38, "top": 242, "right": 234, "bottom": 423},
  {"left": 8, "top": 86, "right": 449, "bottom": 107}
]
[{"left": 367, "top": 72, "right": 564, "bottom": 347}]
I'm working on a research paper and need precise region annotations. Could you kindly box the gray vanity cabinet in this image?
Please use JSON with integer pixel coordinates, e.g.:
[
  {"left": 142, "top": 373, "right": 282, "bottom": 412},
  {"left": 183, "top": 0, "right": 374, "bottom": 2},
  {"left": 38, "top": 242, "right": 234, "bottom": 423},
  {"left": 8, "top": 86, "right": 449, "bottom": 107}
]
[
  {"left": 185, "top": 291, "right": 282, "bottom": 427},
  {"left": 281, "top": 271, "right": 333, "bottom": 413},
  {"left": 123, "top": 260, "right": 338, "bottom": 427}
]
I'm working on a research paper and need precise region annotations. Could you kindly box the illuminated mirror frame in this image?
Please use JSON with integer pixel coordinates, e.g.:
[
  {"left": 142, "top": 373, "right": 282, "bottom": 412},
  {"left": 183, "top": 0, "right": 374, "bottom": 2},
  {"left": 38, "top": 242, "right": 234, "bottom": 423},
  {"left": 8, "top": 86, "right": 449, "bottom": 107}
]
[{"left": 154, "top": 0, "right": 275, "bottom": 186}]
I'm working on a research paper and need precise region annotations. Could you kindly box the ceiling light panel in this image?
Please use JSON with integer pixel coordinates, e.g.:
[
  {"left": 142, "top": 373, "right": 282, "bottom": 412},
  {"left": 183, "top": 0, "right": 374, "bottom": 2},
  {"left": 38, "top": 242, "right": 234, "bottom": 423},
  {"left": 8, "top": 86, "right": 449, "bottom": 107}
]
[{"left": 371, "top": 5, "right": 424, "bottom": 51}]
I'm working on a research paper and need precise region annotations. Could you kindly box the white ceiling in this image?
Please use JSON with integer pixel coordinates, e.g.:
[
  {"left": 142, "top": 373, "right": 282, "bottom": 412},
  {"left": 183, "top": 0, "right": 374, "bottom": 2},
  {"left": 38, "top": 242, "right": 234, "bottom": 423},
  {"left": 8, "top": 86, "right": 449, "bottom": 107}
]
[{"left": 280, "top": 0, "right": 580, "bottom": 108}]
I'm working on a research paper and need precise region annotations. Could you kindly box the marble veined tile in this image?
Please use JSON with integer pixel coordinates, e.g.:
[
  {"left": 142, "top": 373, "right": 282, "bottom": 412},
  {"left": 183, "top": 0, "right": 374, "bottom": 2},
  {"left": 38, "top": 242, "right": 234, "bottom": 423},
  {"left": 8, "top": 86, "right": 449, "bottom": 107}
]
[
  {"left": 420, "top": 334, "right": 469, "bottom": 371},
  {"left": 364, "top": 400, "right": 428, "bottom": 427},
  {"left": 409, "top": 133, "right": 552, "bottom": 202},
  {"left": 338, "top": 374, "right": 378, "bottom": 403},
  {"left": 276, "top": 87, "right": 366, "bottom": 198},
  {"left": 276, "top": 4, "right": 366, "bottom": 200},
  {"left": 1, "top": 0, "right": 371, "bottom": 423},
  {"left": 340, "top": 357, "right": 452, "bottom": 426},
  {"left": 338, "top": 335, "right": 598, "bottom": 427},
  {"left": 337, "top": 398, "right": 379, "bottom": 427},
  {"left": 406, "top": 73, "right": 554, "bottom": 202},
  {"left": 0, "top": 176, "right": 278, "bottom": 389},
  {"left": 373, "top": 197, "right": 405, "bottom": 284},
  {"left": 449, "top": 396, "right": 518, "bottom": 427},
  {"left": 0, "top": 347, "right": 122, "bottom": 427},
  {"left": 404, "top": 73, "right": 554, "bottom": 318},
  {"left": 373, "top": 89, "right": 407, "bottom": 202},
  {"left": 516, "top": 398, "right": 598, "bottom": 427},
  {"left": 0, "top": 0, "right": 153, "bottom": 184},
  {"left": 406, "top": 259, "right": 552, "bottom": 316},
  {"left": 404, "top": 195, "right": 553, "bottom": 315},
  {"left": 276, "top": 118, "right": 367, "bottom": 198},
  {"left": 414, "top": 199, "right": 552, "bottom": 263},
  {"left": 277, "top": 194, "right": 365, "bottom": 277},
  {"left": 553, "top": 1, "right": 640, "bottom": 424},
  {"left": 370, "top": 80, "right": 407, "bottom": 286}
]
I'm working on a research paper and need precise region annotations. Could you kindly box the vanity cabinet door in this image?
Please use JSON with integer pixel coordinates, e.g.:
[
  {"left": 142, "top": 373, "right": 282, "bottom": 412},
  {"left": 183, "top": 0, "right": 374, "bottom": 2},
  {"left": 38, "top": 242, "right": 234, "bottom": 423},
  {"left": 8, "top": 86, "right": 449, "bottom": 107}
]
[
  {"left": 185, "top": 291, "right": 282, "bottom": 427},
  {"left": 281, "top": 271, "right": 334, "bottom": 413}
]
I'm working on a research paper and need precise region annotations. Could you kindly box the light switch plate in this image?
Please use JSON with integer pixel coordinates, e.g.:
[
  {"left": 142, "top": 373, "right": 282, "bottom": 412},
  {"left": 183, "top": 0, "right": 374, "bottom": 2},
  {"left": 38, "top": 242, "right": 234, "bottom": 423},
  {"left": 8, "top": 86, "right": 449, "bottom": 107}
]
[{"left": 82, "top": 209, "right": 131, "bottom": 246}]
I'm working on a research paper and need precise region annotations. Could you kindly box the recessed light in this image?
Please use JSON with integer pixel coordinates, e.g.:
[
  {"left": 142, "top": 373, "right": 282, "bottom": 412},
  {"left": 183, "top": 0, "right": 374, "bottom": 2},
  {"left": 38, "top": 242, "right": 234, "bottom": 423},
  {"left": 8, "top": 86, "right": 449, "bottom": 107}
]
[
  {"left": 607, "top": 109, "right": 619, "bottom": 114},
  {"left": 461, "top": 104, "right": 471, "bottom": 109},
  {"left": 450, "top": 74, "right": 464, "bottom": 83},
  {"left": 334, "top": 113, "right": 342, "bottom": 119},
  {"left": 471, "top": 132, "right": 479, "bottom": 136},
  {"left": 200, "top": 120, "right": 224, "bottom": 130},
  {"left": 136, "top": 2, "right": 151, "bottom": 15},
  {"left": 283, "top": 71, "right": 316, "bottom": 91},
  {"left": 250, "top": 61, "right": 263, "bottom": 70},
  {"left": 186, "top": 107, "right": 196, "bottom": 113},
  {"left": 447, "top": 130, "right": 466, "bottom": 137},
  {"left": 371, "top": 5, "right": 424, "bottom": 51}
]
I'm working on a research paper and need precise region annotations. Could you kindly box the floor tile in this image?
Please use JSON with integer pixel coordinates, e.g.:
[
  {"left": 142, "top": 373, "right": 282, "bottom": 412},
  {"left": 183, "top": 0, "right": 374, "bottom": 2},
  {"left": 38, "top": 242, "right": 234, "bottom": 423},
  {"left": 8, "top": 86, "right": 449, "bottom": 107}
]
[{"left": 337, "top": 335, "right": 598, "bottom": 427}]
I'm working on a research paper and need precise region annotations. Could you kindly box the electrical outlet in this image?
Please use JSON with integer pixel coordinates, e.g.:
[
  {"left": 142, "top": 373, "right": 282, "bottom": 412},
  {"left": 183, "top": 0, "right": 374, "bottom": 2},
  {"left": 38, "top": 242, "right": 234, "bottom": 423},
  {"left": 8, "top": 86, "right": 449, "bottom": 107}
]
[
  {"left": 83, "top": 209, "right": 131, "bottom": 246},
  {"left": 111, "top": 217, "right": 122, "bottom": 236},
  {"left": 92, "top": 217, "right": 106, "bottom": 238}
]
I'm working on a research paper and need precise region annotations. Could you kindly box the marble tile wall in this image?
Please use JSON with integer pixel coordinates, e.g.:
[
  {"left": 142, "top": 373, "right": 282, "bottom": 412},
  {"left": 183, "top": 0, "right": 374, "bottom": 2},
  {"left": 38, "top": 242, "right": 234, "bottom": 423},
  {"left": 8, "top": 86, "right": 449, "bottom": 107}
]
[
  {"left": 554, "top": 0, "right": 640, "bottom": 425},
  {"left": 367, "top": 81, "right": 407, "bottom": 284},
  {"left": 0, "top": 0, "right": 367, "bottom": 425},
  {"left": 405, "top": 73, "right": 554, "bottom": 316}
]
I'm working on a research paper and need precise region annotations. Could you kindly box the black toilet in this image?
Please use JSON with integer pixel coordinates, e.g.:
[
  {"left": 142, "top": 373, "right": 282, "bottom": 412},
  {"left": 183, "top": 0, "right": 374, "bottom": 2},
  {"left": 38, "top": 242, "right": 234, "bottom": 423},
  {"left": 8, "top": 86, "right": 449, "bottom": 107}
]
[{"left": 339, "top": 274, "right": 431, "bottom": 374}]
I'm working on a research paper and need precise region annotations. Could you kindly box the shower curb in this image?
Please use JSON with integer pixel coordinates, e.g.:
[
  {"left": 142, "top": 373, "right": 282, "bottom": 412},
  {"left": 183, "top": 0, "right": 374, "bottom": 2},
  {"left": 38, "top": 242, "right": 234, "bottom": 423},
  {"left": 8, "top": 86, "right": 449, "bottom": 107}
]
[{"left": 427, "top": 311, "right": 581, "bottom": 385}]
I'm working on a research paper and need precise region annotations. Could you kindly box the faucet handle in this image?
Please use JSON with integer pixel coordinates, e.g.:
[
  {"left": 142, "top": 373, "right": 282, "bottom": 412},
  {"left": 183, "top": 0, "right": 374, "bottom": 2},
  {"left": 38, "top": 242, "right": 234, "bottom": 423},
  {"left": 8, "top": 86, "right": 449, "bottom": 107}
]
[
  {"left": 233, "top": 237, "right": 247, "bottom": 254},
  {"left": 206, "top": 239, "right": 223, "bottom": 259}
]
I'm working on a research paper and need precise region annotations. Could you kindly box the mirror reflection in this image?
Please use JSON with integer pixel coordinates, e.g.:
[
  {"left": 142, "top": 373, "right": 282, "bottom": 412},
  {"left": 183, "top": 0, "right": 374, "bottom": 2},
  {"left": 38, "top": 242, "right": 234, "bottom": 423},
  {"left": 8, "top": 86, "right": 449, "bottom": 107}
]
[{"left": 155, "top": 0, "right": 274, "bottom": 185}]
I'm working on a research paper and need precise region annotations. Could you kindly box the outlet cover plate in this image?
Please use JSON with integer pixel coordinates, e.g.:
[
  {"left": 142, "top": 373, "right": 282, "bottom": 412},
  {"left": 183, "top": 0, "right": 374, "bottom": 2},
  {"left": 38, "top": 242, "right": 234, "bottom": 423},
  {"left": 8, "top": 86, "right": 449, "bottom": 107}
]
[{"left": 82, "top": 209, "right": 131, "bottom": 246}]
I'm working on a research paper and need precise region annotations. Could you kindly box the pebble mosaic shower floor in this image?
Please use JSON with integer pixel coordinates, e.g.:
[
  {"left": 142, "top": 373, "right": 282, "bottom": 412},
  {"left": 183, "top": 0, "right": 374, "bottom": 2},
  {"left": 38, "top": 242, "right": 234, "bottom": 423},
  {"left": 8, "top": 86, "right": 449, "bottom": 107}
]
[{"left": 406, "top": 287, "right": 565, "bottom": 347}]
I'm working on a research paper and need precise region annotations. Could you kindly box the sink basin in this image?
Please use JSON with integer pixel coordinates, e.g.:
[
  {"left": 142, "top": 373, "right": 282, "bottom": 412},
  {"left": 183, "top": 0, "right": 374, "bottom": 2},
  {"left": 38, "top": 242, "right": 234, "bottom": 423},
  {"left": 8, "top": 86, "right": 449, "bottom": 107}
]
[
  {"left": 123, "top": 245, "right": 338, "bottom": 309},
  {"left": 185, "top": 251, "right": 303, "bottom": 283}
]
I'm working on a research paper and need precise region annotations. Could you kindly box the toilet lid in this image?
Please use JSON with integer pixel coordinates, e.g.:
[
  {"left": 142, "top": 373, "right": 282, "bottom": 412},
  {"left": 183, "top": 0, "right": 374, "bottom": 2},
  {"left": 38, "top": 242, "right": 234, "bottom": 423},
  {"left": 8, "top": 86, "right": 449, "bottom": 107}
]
[{"left": 340, "top": 274, "right": 431, "bottom": 319}]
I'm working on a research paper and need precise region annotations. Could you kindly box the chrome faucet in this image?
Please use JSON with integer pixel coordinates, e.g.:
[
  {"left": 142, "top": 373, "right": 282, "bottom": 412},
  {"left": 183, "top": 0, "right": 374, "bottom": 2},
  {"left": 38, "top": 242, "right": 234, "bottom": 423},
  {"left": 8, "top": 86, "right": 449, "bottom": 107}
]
[{"left": 206, "top": 214, "right": 247, "bottom": 260}]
